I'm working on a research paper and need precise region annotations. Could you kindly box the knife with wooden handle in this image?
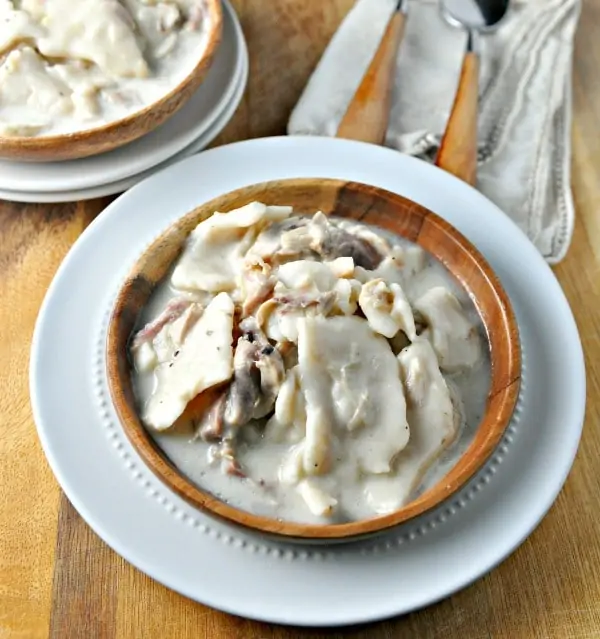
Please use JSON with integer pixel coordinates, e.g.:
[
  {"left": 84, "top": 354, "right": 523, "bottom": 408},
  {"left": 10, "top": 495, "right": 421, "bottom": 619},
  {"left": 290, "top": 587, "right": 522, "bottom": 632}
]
[{"left": 336, "top": 0, "right": 407, "bottom": 145}]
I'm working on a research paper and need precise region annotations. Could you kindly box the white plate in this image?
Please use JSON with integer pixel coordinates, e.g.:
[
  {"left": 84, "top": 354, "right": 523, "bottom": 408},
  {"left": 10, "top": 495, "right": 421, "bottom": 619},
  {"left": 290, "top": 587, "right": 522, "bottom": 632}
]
[
  {"left": 0, "top": 0, "right": 243, "bottom": 192},
  {"left": 0, "top": 43, "right": 248, "bottom": 203},
  {"left": 30, "top": 137, "right": 586, "bottom": 627}
]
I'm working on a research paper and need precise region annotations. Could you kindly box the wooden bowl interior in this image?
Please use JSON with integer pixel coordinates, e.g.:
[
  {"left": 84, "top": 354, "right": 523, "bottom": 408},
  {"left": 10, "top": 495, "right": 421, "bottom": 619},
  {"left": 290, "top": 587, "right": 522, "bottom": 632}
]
[
  {"left": 0, "top": 0, "right": 222, "bottom": 162},
  {"left": 106, "top": 178, "right": 521, "bottom": 541}
]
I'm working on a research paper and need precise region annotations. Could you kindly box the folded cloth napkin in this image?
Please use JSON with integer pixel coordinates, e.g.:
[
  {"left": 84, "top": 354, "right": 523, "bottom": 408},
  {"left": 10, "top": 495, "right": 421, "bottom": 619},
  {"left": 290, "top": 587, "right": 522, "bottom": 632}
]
[{"left": 288, "top": 0, "right": 581, "bottom": 263}]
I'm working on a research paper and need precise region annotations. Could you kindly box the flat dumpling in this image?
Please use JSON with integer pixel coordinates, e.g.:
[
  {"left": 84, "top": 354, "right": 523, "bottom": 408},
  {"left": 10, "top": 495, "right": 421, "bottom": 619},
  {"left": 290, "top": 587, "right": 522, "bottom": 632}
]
[
  {"left": 142, "top": 293, "right": 235, "bottom": 431},
  {"left": 0, "top": 47, "right": 72, "bottom": 131},
  {"left": 363, "top": 339, "right": 459, "bottom": 514},
  {"left": 296, "top": 315, "right": 409, "bottom": 477},
  {"left": 123, "top": 0, "right": 183, "bottom": 54},
  {"left": 276, "top": 260, "right": 338, "bottom": 293},
  {"left": 413, "top": 286, "right": 482, "bottom": 372},
  {"left": 0, "top": 2, "right": 43, "bottom": 55},
  {"left": 171, "top": 202, "right": 293, "bottom": 293},
  {"left": 20, "top": 0, "right": 45, "bottom": 18},
  {"left": 36, "top": 0, "right": 149, "bottom": 79}
]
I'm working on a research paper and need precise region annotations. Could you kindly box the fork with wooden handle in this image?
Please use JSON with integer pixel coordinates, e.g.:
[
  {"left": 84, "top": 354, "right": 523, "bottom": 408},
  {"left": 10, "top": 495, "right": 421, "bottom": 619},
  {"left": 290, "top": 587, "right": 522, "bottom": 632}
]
[
  {"left": 435, "top": 0, "right": 510, "bottom": 185},
  {"left": 335, "top": 0, "right": 407, "bottom": 145},
  {"left": 434, "top": 45, "right": 479, "bottom": 186}
]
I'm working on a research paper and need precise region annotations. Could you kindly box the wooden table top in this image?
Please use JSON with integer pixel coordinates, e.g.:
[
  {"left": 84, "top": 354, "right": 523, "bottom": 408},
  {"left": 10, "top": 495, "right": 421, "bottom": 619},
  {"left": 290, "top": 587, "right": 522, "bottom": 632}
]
[{"left": 1, "top": 1, "right": 598, "bottom": 637}]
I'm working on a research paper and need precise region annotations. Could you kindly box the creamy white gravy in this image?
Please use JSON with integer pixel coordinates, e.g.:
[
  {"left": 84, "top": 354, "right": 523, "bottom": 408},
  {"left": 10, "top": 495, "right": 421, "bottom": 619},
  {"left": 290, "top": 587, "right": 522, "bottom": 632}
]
[
  {"left": 0, "top": 0, "right": 211, "bottom": 137},
  {"left": 130, "top": 210, "right": 491, "bottom": 525}
]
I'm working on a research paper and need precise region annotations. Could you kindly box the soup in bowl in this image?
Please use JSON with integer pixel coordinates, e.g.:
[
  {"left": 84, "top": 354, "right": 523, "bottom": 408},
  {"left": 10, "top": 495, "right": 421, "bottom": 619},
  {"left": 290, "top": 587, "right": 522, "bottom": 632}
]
[{"left": 106, "top": 178, "right": 520, "bottom": 541}]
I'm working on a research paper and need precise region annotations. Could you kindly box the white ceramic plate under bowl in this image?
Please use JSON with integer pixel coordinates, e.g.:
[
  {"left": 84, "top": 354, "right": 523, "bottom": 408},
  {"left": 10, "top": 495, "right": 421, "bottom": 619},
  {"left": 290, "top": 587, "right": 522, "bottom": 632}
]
[
  {"left": 30, "top": 136, "right": 585, "bottom": 627},
  {"left": 0, "top": 0, "right": 244, "bottom": 193},
  {"left": 0, "top": 39, "right": 248, "bottom": 204}
]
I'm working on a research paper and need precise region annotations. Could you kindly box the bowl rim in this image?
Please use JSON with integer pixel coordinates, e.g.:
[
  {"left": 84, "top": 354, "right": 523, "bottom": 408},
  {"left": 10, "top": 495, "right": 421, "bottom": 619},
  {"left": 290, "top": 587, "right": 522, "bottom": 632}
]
[
  {"left": 0, "top": 0, "right": 223, "bottom": 161},
  {"left": 106, "top": 177, "right": 521, "bottom": 541}
]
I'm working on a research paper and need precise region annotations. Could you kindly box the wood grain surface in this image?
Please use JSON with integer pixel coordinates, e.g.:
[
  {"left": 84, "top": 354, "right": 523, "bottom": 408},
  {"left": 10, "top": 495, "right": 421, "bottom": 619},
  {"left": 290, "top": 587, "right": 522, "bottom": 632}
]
[{"left": 1, "top": 0, "right": 599, "bottom": 637}]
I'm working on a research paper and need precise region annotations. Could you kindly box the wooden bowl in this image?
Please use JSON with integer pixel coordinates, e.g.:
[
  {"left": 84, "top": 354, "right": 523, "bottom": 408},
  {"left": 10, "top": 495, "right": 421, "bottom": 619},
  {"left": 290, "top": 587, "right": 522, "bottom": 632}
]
[
  {"left": 106, "top": 178, "right": 521, "bottom": 542},
  {"left": 0, "top": 0, "right": 222, "bottom": 162}
]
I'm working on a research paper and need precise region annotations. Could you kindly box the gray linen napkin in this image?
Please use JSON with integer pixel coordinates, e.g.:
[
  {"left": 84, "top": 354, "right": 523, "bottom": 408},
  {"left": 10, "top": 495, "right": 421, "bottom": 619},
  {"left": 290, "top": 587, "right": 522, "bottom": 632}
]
[{"left": 288, "top": 0, "right": 580, "bottom": 263}]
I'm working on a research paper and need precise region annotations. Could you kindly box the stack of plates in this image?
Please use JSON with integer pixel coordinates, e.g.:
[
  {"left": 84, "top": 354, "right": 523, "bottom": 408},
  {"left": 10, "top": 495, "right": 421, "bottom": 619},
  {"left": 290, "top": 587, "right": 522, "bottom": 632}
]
[
  {"left": 31, "top": 137, "right": 585, "bottom": 625},
  {"left": 0, "top": 0, "right": 247, "bottom": 204}
]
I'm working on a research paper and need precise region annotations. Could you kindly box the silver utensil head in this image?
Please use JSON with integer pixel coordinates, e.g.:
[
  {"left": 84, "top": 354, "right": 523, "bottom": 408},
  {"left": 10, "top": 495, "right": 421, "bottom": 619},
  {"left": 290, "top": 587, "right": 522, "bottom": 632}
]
[{"left": 441, "top": 0, "right": 510, "bottom": 32}]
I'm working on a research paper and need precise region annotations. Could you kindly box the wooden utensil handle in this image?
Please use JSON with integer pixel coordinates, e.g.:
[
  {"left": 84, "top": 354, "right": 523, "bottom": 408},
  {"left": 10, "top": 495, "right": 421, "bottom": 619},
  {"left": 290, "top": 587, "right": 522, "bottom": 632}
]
[
  {"left": 336, "top": 10, "right": 406, "bottom": 145},
  {"left": 435, "top": 51, "right": 479, "bottom": 186}
]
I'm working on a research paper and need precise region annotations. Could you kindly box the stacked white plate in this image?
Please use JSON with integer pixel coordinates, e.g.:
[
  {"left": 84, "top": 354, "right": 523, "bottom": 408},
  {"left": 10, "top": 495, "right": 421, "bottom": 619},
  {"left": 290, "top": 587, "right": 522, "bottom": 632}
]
[
  {"left": 31, "top": 136, "right": 586, "bottom": 626},
  {"left": 0, "top": 0, "right": 247, "bottom": 204}
]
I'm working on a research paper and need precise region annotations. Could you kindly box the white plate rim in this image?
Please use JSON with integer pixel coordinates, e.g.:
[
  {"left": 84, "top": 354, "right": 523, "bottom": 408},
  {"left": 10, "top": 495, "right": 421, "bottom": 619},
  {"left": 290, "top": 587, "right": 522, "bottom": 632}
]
[
  {"left": 29, "top": 136, "right": 586, "bottom": 626},
  {"left": 0, "top": 0, "right": 244, "bottom": 192}
]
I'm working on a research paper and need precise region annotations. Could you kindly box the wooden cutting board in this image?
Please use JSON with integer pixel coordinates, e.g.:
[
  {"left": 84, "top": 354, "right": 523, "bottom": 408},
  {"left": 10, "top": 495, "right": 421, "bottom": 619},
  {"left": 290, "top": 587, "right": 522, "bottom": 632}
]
[{"left": 1, "top": 1, "right": 600, "bottom": 637}]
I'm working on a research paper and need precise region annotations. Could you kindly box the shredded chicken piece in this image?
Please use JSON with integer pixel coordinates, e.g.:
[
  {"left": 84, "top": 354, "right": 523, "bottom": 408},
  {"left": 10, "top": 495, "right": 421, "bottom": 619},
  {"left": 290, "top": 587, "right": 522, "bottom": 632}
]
[
  {"left": 168, "top": 303, "right": 204, "bottom": 345},
  {"left": 220, "top": 440, "right": 246, "bottom": 477},
  {"left": 248, "top": 216, "right": 313, "bottom": 265},
  {"left": 131, "top": 298, "right": 192, "bottom": 349},
  {"left": 275, "top": 291, "right": 336, "bottom": 314},
  {"left": 186, "top": 1, "right": 205, "bottom": 30},
  {"left": 224, "top": 318, "right": 285, "bottom": 427},
  {"left": 241, "top": 318, "right": 285, "bottom": 416},
  {"left": 256, "top": 290, "right": 337, "bottom": 344},
  {"left": 195, "top": 392, "right": 227, "bottom": 441},
  {"left": 281, "top": 212, "right": 384, "bottom": 270},
  {"left": 358, "top": 278, "right": 416, "bottom": 340},
  {"left": 321, "top": 229, "right": 383, "bottom": 270},
  {"left": 224, "top": 338, "right": 262, "bottom": 427},
  {"left": 240, "top": 258, "right": 276, "bottom": 317},
  {"left": 187, "top": 318, "right": 286, "bottom": 476}
]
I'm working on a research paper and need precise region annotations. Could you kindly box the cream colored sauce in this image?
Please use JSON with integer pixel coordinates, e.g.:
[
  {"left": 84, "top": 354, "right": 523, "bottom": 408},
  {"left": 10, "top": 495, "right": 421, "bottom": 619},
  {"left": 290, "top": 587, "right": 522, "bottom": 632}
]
[
  {"left": 130, "top": 210, "right": 491, "bottom": 524},
  {"left": 0, "top": 0, "right": 211, "bottom": 137}
]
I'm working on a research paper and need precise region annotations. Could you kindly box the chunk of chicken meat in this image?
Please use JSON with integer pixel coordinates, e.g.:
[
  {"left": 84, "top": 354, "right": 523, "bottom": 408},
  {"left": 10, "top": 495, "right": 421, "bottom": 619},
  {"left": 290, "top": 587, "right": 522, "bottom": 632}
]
[
  {"left": 358, "top": 279, "right": 417, "bottom": 340},
  {"left": 256, "top": 291, "right": 337, "bottom": 343},
  {"left": 224, "top": 337, "right": 262, "bottom": 427},
  {"left": 281, "top": 212, "right": 384, "bottom": 270},
  {"left": 275, "top": 291, "right": 336, "bottom": 314},
  {"left": 240, "top": 257, "right": 276, "bottom": 317},
  {"left": 131, "top": 298, "right": 193, "bottom": 349},
  {"left": 246, "top": 216, "right": 313, "bottom": 265},
  {"left": 224, "top": 318, "right": 285, "bottom": 428},
  {"left": 207, "top": 438, "right": 245, "bottom": 477},
  {"left": 334, "top": 218, "right": 392, "bottom": 258},
  {"left": 413, "top": 287, "right": 482, "bottom": 372},
  {"left": 199, "top": 319, "right": 285, "bottom": 477},
  {"left": 195, "top": 392, "right": 227, "bottom": 441}
]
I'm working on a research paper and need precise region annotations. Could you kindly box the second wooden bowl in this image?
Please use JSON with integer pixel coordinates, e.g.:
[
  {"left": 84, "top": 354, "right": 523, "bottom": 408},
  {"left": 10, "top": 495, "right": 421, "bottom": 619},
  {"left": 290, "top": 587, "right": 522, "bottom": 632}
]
[
  {"left": 0, "top": 0, "right": 222, "bottom": 162},
  {"left": 106, "top": 178, "right": 521, "bottom": 542}
]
